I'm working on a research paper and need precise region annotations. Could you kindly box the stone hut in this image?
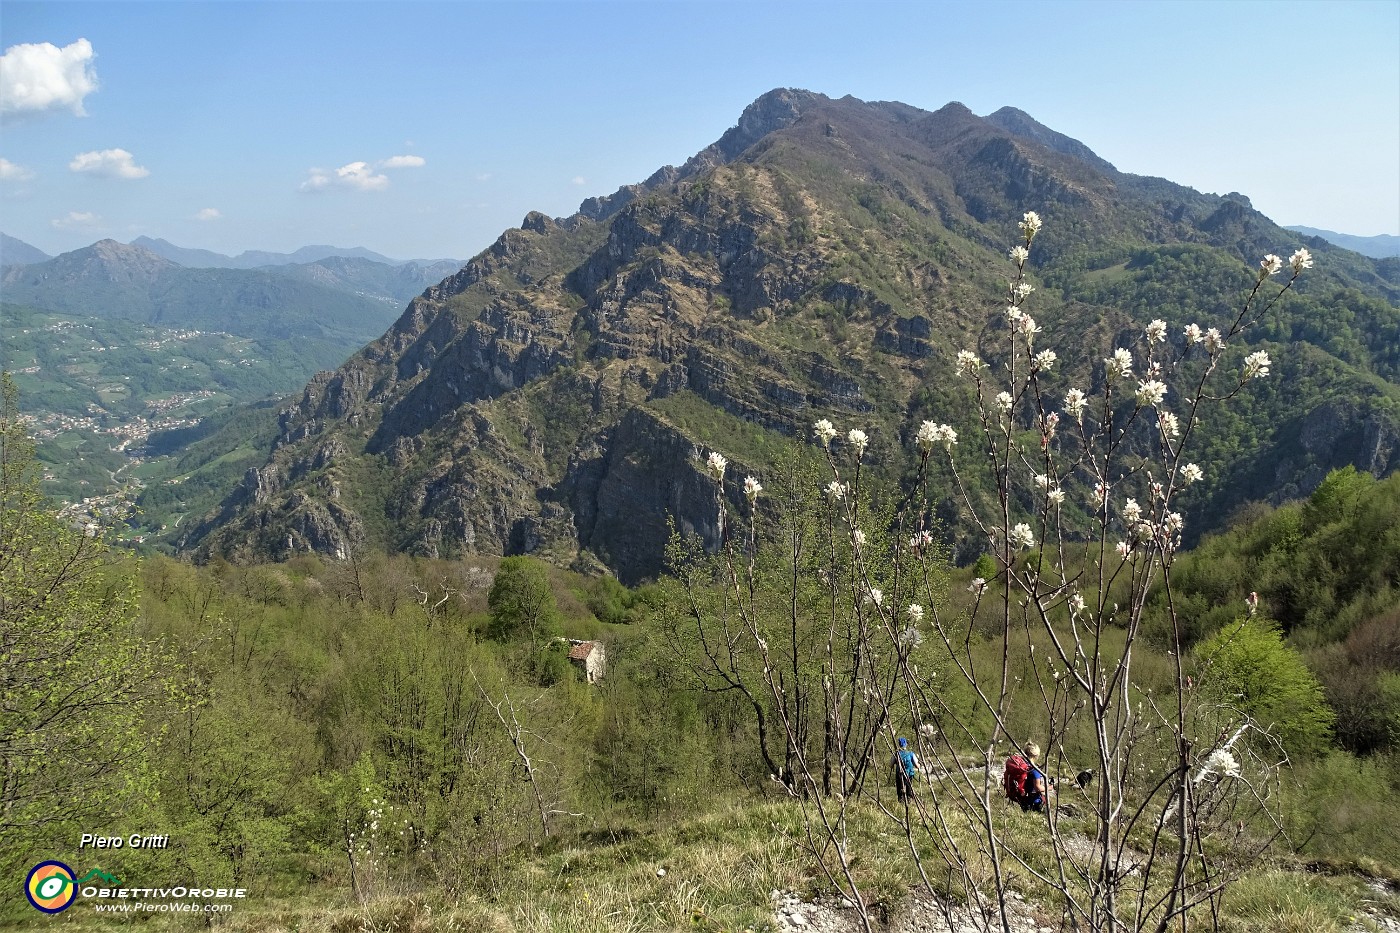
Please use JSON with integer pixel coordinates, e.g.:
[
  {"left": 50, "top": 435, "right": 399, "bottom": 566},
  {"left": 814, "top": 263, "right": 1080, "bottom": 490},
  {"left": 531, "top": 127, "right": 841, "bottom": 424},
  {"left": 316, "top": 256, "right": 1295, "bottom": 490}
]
[{"left": 567, "top": 639, "right": 606, "bottom": 684}]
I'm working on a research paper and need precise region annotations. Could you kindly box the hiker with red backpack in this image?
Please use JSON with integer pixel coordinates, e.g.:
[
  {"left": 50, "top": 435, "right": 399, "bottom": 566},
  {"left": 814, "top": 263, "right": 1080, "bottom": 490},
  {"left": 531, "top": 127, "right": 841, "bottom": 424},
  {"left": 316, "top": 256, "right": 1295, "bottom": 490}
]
[{"left": 1003, "top": 742, "right": 1047, "bottom": 812}]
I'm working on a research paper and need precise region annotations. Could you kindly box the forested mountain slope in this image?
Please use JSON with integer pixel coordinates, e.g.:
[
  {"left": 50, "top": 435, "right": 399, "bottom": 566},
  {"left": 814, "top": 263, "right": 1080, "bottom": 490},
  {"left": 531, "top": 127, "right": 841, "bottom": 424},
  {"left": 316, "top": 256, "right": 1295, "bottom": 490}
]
[{"left": 186, "top": 89, "right": 1400, "bottom": 580}]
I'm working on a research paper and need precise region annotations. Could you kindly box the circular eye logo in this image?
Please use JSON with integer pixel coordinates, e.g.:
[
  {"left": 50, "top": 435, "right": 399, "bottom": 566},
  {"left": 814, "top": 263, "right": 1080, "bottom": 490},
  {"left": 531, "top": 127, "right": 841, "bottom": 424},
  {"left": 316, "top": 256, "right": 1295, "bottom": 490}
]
[{"left": 26, "top": 861, "right": 77, "bottom": 913}]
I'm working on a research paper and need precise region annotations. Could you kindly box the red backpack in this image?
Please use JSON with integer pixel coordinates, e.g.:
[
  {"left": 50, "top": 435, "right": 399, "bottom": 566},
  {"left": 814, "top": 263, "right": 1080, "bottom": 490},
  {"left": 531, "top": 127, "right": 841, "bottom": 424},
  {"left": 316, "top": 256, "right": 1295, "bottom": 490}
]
[{"left": 1003, "top": 754, "right": 1031, "bottom": 803}]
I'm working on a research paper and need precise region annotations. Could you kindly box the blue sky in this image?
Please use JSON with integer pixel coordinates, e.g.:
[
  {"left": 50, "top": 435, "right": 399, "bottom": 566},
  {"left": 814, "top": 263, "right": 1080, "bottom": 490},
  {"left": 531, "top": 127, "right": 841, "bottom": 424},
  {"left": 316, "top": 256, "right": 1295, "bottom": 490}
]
[{"left": 2, "top": 0, "right": 1397, "bottom": 262}]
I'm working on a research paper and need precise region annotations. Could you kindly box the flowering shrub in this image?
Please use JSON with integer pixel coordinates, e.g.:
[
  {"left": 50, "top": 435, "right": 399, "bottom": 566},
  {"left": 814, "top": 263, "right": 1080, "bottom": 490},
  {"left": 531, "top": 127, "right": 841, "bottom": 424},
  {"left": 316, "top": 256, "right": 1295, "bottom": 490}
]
[{"left": 681, "top": 212, "right": 1313, "bottom": 931}]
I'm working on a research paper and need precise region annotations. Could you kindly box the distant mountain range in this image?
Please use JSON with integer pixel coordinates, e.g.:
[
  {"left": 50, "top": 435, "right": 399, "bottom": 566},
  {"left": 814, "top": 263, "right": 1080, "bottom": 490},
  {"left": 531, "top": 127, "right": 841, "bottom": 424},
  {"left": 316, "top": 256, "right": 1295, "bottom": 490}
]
[
  {"left": 2, "top": 239, "right": 401, "bottom": 341},
  {"left": 1, "top": 237, "right": 464, "bottom": 316},
  {"left": 1284, "top": 227, "right": 1400, "bottom": 259},
  {"left": 126, "top": 236, "right": 459, "bottom": 269}
]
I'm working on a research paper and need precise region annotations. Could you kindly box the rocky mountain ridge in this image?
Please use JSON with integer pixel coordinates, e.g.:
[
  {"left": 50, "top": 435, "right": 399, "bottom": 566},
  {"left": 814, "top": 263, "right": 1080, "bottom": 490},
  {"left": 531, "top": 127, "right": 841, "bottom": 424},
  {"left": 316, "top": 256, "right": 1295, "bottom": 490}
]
[{"left": 184, "top": 89, "right": 1400, "bottom": 581}]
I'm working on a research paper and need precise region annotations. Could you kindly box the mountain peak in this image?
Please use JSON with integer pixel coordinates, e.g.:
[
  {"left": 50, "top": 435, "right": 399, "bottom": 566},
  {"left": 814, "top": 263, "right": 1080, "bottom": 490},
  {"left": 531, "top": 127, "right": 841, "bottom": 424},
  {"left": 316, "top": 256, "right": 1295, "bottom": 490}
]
[{"left": 984, "top": 106, "right": 1116, "bottom": 174}]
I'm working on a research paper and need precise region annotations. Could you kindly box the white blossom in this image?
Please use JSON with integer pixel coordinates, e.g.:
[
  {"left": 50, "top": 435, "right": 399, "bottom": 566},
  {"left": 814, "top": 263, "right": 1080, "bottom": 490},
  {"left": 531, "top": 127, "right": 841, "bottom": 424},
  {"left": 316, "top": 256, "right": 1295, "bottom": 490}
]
[
  {"left": 1020, "top": 211, "right": 1043, "bottom": 239},
  {"left": 1145, "top": 319, "right": 1168, "bottom": 344},
  {"left": 914, "top": 421, "right": 957, "bottom": 452},
  {"left": 1200, "top": 748, "right": 1241, "bottom": 780},
  {"left": 1005, "top": 304, "right": 1024, "bottom": 323},
  {"left": 1009, "top": 523, "right": 1035, "bottom": 550},
  {"left": 743, "top": 476, "right": 762, "bottom": 501},
  {"left": 1183, "top": 322, "right": 1203, "bottom": 345},
  {"left": 865, "top": 587, "right": 883, "bottom": 606},
  {"left": 1181, "top": 463, "right": 1204, "bottom": 485},
  {"left": 1033, "top": 349, "right": 1057, "bottom": 370},
  {"left": 1033, "top": 473, "right": 1050, "bottom": 489},
  {"left": 851, "top": 529, "right": 867, "bottom": 547},
  {"left": 1105, "top": 347, "right": 1134, "bottom": 382},
  {"left": 1047, "top": 487, "right": 1065, "bottom": 506},
  {"left": 1135, "top": 378, "right": 1168, "bottom": 407},
  {"left": 825, "top": 480, "right": 848, "bottom": 501},
  {"left": 1159, "top": 411, "right": 1180, "bottom": 438},
  {"left": 968, "top": 577, "right": 988, "bottom": 595},
  {"left": 1115, "top": 540, "right": 1132, "bottom": 559},
  {"left": 1203, "top": 328, "right": 1225, "bottom": 353},
  {"left": 1068, "top": 593, "right": 1086, "bottom": 614},
  {"left": 996, "top": 391, "right": 1014, "bottom": 412},
  {"left": 1289, "top": 247, "right": 1313, "bottom": 273},
  {"left": 956, "top": 349, "right": 984, "bottom": 376},
  {"left": 1260, "top": 254, "right": 1283, "bottom": 277},
  {"left": 1064, "top": 388, "right": 1088, "bottom": 419},
  {"left": 814, "top": 418, "right": 838, "bottom": 446},
  {"left": 1014, "top": 281, "right": 1035, "bottom": 300},
  {"left": 915, "top": 420, "right": 936, "bottom": 453},
  {"left": 706, "top": 452, "right": 727, "bottom": 480},
  {"left": 1009, "top": 245, "right": 1029, "bottom": 264},
  {"left": 898, "top": 626, "right": 923, "bottom": 650},
  {"left": 1018, "top": 314, "right": 1042, "bottom": 340},
  {"left": 847, "top": 428, "right": 869, "bottom": 455},
  {"left": 907, "top": 603, "right": 925, "bottom": 623},
  {"left": 909, "top": 529, "right": 935, "bottom": 550},
  {"left": 1123, "top": 498, "right": 1143, "bottom": 523},
  {"left": 1166, "top": 511, "right": 1185, "bottom": 533},
  {"left": 1243, "top": 350, "right": 1271, "bottom": 380}
]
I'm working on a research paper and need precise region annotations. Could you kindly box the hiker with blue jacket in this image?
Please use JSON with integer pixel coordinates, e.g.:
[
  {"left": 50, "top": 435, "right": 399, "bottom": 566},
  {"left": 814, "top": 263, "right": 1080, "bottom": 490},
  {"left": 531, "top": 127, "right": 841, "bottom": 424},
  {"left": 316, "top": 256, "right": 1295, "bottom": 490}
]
[{"left": 893, "top": 737, "right": 919, "bottom": 803}]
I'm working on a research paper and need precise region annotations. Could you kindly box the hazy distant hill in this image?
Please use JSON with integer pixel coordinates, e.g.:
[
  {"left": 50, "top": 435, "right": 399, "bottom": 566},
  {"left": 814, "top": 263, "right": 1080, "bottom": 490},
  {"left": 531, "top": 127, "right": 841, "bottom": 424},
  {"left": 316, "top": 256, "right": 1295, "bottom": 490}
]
[
  {"left": 1, "top": 239, "right": 399, "bottom": 342},
  {"left": 257, "top": 254, "right": 465, "bottom": 305},
  {"left": 0, "top": 233, "right": 51, "bottom": 267},
  {"left": 1285, "top": 226, "right": 1400, "bottom": 259},
  {"left": 129, "top": 236, "right": 449, "bottom": 268},
  {"left": 182, "top": 89, "right": 1400, "bottom": 580}
]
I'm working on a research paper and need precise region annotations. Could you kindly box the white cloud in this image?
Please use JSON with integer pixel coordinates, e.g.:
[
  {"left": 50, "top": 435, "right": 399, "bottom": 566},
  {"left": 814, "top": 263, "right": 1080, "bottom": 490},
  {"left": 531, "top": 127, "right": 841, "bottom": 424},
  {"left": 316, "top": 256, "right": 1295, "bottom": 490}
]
[
  {"left": 475, "top": 172, "right": 493, "bottom": 182},
  {"left": 301, "top": 160, "right": 389, "bottom": 192},
  {"left": 51, "top": 210, "right": 101, "bottom": 230},
  {"left": 69, "top": 148, "right": 149, "bottom": 179},
  {"left": 0, "top": 157, "right": 35, "bottom": 181},
  {"left": 571, "top": 176, "right": 586, "bottom": 186},
  {"left": 380, "top": 154, "right": 425, "bottom": 169},
  {"left": 195, "top": 207, "right": 221, "bottom": 221},
  {"left": 1, "top": 38, "right": 99, "bottom": 117}
]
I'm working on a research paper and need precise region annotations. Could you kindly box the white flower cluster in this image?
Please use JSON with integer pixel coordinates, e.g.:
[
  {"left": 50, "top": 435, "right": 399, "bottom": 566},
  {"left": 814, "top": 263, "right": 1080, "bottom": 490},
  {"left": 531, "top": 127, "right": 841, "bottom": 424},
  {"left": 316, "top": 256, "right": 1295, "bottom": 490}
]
[
  {"left": 826, "top": 480, "right": 848, "bottom": 501},
  {"left": 1063, "top": 388, "right": 1088, "bottom": 420},
  {"left": 1135, "top": 379, "right": 1167, "bottom": 407},
  {"left": 915, "top": 420, "right": 958, "bottom": 453},
  {"left": 813, "top": 418, "right": 837, "bottom": 446},
  {"left": 847, "top": 428, "right": 869, "bottom": 456},
  {"left": 706, "top": 451, "right": 727, "bottom": 480},
  {"left": 1019, "top": 210, "right": 1042, "bottom": 241},
  {"left": 1105, "top": 347, "right": 1133, "bottom": 382},
  {"left": 1145, "top": 319, "right": 1168, "bottom": 344},
  {"left": 1009, "top": 523, "right": 1035, "bottom": 550},
  {"left": 1289, "top": 248, "right": 1313, "bottom": 273},
  {"left": 956, "top": 349, "right": 984, "bottom": 376},
  {"left": 906, "top": 603, "right": 925, "bottom": 623},
  {"left": 1243, "top": 350, "right": 1271, "bottom": 380},
  {"left": 1200, "top": 748, "right": 1241, "bottom": 780},
  {"left": 743, "top": 476, "right": 762, "bottom": 501}
]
